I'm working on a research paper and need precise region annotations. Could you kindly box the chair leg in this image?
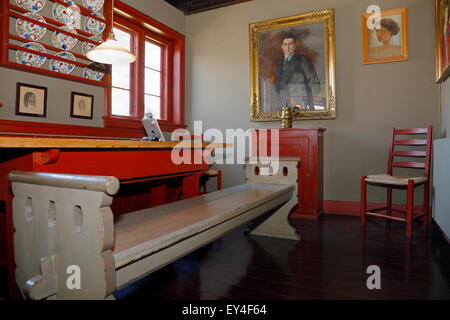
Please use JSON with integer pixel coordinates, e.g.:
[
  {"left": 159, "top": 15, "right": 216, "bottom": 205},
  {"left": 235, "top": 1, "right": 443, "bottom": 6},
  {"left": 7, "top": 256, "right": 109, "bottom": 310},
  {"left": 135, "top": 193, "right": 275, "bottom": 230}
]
[
  {"left": 423, "top": 181, "right": 429, "bottom": 227},
  {"left": 217, "top": 170, "right": 222, "bottom": 190},
  {"left": 406, "top": 180, "right": 414, "bottom": 237},
  {"left": 361, "top": 176, "right": 367, "bottom": 226},
  {"left": 387, "top": 186, "right": 392, "bottom": 216}
]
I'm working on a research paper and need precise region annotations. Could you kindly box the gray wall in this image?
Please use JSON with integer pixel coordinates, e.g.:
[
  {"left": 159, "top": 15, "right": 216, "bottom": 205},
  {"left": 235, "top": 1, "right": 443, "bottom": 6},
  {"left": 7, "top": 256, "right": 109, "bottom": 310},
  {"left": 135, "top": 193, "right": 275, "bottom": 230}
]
[
  {"left": 185, "top": 0, "right": 440, "bottom": 204},
  {"left": 0, "top": 0, "right": 184, "bottom": 127}
]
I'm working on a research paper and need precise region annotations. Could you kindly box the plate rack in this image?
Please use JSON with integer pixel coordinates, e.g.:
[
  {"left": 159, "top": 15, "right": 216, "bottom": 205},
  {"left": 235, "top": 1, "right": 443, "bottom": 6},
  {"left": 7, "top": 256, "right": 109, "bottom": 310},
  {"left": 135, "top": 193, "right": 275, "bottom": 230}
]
[{"left": 0, "top": 0, "right": 113, "bottom": 87}]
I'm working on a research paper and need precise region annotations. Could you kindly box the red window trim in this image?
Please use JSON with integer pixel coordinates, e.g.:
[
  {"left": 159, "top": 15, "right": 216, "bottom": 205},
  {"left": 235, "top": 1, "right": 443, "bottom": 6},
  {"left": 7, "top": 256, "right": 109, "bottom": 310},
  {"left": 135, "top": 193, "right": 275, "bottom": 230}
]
[{"left": 104, "top": 0, "right": 186, "bottom": 133}]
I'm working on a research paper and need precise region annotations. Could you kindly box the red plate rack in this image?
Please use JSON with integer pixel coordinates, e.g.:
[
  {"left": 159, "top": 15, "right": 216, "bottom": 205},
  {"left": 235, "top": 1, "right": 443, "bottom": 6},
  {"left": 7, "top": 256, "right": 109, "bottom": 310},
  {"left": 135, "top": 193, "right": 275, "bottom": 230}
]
[{"left": 0, "top": 0, "right": 112, "bottom": 87}]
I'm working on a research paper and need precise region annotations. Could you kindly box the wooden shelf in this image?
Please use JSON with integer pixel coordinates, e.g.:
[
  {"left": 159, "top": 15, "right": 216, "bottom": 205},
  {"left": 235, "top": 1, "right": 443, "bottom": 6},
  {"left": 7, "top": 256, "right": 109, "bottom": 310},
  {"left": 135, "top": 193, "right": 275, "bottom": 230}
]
[{"left": 0, "top": 0, "right": 113, "bottom": 87}]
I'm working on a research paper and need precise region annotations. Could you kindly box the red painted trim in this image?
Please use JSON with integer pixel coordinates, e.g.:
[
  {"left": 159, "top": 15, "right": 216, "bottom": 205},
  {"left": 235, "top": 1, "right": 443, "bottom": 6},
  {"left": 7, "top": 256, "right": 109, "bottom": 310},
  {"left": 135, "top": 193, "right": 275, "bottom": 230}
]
[
  {"left": 323, "top": 199, "right": 432, "bottom": 217},
  {"left": 0, "top": 119, "right": 144, "bottom": 138}
]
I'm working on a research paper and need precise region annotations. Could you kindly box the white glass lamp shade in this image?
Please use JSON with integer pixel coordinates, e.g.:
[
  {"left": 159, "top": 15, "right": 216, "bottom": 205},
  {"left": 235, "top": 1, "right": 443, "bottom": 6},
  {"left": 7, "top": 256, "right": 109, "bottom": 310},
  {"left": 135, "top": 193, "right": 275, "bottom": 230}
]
[{"left": 86, "top": 38, "right": 136, "bottom": 64}]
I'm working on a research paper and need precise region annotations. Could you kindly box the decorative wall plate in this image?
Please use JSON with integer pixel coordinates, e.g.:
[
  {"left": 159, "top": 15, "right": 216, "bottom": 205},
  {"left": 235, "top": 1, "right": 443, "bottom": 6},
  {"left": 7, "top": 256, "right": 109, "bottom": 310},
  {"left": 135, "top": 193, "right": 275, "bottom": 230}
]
[
  {"left": 15, "top": 42, "right": 47, "bottom": 68},
  {"left": 52, "top": 1, "right": 81, "bottom": 27},
  {"left": 15, "top": 0, "right": 47, "bottom": 12},
  {"left": 83, "top": 62, "right": 105, "bottom": 81},
  {"left": 49, "top": 51, "right": 76, "bottom": 74},
  {"left": 84, "top": 12, "right": 106, "bottom": 36},
  {"left": 16, "top": 12, "right": 47, "bottom": 41},
  {"left": 82, "top": 35, "right": 102, "bottom": 56},
  {"left": 82, "top": 0, "right": 104, "bottom": 12},
  {"left": 52, "top": 26, "right": 78, "bottom": 51}
]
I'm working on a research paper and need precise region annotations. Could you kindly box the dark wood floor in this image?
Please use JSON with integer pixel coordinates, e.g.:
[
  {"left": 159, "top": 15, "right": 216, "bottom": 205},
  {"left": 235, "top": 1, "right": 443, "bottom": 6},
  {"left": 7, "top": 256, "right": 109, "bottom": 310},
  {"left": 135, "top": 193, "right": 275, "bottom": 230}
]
[
  {"left": 1, "top": 214, "right": 449, "bottom": 300},
  {"left": 114, "top": 215, "right": 450, "bottom": 300}
]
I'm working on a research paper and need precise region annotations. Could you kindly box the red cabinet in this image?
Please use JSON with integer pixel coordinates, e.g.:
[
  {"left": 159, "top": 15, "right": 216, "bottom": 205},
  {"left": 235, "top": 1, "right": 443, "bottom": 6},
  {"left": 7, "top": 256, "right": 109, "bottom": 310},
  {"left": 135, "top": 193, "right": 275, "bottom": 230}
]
[{"left": 252, "top": 128, "right": 325, "bottom": 220}]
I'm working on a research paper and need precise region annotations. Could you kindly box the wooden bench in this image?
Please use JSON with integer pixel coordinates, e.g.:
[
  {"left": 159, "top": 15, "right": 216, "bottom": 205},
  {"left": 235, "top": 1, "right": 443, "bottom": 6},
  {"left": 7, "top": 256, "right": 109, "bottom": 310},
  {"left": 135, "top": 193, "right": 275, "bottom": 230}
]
[{"left": 9, "top": 157, "right": 300, "bottom": 300}]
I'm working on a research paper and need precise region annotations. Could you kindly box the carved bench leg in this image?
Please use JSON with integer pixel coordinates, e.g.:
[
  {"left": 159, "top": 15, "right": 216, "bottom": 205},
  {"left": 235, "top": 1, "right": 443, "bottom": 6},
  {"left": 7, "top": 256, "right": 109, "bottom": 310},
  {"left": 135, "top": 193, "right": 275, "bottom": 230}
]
[
  {"left": 245, "top": 157, "right": 301, "bottom": 241},
  {"left": 249, "top": 197, "right": 300, "bottom": 240},
  {"left": 10, "top": 172, "right": 119, "bottom": 300}
]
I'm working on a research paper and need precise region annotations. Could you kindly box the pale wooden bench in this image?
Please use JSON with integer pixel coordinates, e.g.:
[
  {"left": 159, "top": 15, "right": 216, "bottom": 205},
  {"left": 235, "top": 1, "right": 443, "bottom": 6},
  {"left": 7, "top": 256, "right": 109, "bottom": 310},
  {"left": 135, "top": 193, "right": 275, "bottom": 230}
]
[{"left": 9, "top": 157, "right": 300, "bottom": 300}]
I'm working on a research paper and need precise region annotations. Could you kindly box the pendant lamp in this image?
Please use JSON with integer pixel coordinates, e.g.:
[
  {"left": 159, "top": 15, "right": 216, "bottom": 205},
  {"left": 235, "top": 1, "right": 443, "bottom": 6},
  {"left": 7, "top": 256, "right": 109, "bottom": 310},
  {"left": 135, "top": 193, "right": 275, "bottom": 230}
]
[{"left": 86, "top": 0, "right": 136, "bottom": 64}]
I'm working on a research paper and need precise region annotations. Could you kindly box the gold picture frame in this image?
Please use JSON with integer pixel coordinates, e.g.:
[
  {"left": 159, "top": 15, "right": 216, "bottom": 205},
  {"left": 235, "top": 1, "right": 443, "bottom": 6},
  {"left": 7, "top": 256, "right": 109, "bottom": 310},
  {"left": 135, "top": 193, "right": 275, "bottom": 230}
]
[
  {"left": 436, "top": 0, "right": 450, "bottom": 82},
  {"left": 249, "top": 9, "right": 336, "bottom": 122},
  {"left": 362, "top": 7, "right": 408, "bottom": 65}
]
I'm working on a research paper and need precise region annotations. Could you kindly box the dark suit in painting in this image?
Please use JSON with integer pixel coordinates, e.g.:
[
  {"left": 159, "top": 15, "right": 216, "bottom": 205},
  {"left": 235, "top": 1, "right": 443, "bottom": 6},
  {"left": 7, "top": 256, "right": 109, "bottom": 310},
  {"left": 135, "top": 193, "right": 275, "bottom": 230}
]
[{"left": 274, "top": 53, "right": 321, "bottom": 111}]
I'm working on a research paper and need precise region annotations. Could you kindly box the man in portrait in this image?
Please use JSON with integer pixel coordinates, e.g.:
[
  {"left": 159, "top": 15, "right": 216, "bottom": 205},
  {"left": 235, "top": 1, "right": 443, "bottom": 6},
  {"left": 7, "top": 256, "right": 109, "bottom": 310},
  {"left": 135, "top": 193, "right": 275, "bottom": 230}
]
[{"left": 273, "top": 33, "right": 321, "bottom": 111}]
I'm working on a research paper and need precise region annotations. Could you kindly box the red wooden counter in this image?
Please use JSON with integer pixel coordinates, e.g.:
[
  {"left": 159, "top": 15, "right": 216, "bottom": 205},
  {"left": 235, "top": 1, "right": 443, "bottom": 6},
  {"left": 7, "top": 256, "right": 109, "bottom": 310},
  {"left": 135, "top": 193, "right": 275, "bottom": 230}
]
[{"left": 0, "top": 136, "right": 221, "bottom": 299}]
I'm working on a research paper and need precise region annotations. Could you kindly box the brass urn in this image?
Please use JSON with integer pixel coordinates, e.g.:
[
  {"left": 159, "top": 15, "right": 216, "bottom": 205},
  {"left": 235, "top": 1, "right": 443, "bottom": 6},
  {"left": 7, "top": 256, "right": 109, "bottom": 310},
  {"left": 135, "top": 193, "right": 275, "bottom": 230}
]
[{"left": 277, "top": 104, "right": 301, "bottom": 128}]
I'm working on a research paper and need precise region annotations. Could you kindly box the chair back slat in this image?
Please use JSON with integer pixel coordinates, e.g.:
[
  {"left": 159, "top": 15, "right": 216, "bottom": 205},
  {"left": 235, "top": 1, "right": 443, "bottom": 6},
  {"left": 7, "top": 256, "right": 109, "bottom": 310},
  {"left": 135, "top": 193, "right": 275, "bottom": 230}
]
[
  {"left": 394, "top": 139, "right": 427, "bottom": 146},
  {"left": 392, "top": 161, "right": 425, "bottom": 169},
  {"left": 395, "top": 128, "right": 428, "bottom": 134},
  {"left": 387, "top": 126, "right": 432, "bottom": 177},
  {"left": 393, "top": 150, "right": 426, "bottom": 157}
]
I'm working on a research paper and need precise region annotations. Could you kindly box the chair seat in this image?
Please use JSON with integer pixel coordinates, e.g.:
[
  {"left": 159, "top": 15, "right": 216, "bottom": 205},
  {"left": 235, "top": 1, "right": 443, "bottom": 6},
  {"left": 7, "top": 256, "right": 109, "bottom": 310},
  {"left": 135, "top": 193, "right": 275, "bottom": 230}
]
[
  {"left": 365, "top": 174, "right": 428, "bottom": 186},
  {"left": 205, "top": 169, "right": 219, "bottom": 176}
]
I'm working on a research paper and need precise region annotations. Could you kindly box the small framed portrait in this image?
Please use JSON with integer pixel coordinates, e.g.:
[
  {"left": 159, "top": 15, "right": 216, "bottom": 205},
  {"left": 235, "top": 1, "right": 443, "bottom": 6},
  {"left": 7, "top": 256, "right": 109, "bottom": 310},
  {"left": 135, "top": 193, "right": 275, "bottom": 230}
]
[
  {"left": 70, "top": 92, "right": 94, "bottom": 119},
  {"left": 362, "top": 7, "right": 408, "bottom": 64},
  {"left": 249, "top": 9, "right": 336, "bottom": 121},
  {"left": 436, "top": 0, "right": 450, "bottom": 82},
  {"left": 15, "top": 82, "right": 47, "bottom": 117}
]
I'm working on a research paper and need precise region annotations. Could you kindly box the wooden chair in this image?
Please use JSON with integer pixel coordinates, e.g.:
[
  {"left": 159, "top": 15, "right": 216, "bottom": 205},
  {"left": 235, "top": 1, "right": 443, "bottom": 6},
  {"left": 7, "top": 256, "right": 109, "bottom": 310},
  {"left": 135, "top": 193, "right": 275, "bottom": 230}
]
[{"left": 360, "top": 126, "right": 432, "bottom": 237}]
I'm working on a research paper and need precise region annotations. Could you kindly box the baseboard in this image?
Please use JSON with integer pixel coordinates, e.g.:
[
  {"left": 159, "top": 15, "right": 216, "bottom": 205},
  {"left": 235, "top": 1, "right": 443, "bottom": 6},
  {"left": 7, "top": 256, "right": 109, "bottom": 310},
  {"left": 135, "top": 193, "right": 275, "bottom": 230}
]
[{"left": 323, "top": 200, "right": 432, "bottom": 217}]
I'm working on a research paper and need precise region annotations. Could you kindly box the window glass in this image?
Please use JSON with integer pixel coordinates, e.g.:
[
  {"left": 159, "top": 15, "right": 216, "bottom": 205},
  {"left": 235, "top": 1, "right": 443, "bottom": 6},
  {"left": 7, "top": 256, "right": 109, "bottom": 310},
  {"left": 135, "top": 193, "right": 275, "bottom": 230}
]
[
  {"left": 145, "top": 41, "right": 161, "bottom": 71},
  {"left": 112, "top": 88, "right": 130, "bottom": 116},
  {"left": 144, "top": 94, "right": 160, "bottom": 119},
  {"left": 111, "top": 27, "right": 131, "bottom": 116},
  {"left": 144, "top": 68, "right": 160, "bottom": 96}
]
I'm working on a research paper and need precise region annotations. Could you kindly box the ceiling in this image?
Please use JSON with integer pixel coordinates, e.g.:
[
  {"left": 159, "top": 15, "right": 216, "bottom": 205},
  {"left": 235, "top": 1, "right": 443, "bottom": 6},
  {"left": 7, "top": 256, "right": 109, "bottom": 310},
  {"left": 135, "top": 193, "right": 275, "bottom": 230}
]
[{"left": 164, "top": 0, "right": 251, "bottom": 15}]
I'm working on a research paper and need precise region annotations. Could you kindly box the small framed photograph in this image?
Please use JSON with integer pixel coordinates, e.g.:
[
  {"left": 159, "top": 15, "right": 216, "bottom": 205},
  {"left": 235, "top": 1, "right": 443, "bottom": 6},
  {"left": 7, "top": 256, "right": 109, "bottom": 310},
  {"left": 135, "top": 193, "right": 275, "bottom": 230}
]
[
  {"left": 70, "top": 92, "right": 94, "bottom": 119},
  {"left": 362, "top": 7, "right": 408, "bottom": 64},
  {"left": 15, "top": 82, "right": 47, "bottom": 117}
]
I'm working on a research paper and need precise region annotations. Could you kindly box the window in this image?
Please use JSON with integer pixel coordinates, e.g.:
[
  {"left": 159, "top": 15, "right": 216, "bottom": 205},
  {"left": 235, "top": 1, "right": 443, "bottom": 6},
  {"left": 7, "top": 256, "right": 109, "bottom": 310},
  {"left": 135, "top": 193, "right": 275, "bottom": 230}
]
[{"left": 104, "top": 1, "right": 186, "bottom": 133}]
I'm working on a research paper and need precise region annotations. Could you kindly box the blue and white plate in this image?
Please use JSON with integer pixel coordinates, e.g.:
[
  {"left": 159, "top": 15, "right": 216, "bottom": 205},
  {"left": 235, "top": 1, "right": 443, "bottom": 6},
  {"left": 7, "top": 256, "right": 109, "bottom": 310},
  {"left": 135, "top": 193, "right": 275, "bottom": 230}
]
[
  {"left": 52, "top": 26, "right": 78, "bottom": 51},
  {"left": 84, "top": 12, "right": 106, "bottom": 36},
  {"left": 16, "top": 12, "right": 47, "bottom": 41},
  {"left": 52, "top": 1, "right": 81, "bottom": 27},
  {"left": 82, "top": 0, "right": 104, "bottom": 12},
  {"left": 83, "top": 62, "right": 105, "bottom": 81},
  {"left": 15, "top": 42, "right": 47, "bottom": 68},
  {"left": 15, "top": 0, "right": 46, "bottom": 12},
  {"left": 49, "top": 51, "right": 76, "bottom": 74}
]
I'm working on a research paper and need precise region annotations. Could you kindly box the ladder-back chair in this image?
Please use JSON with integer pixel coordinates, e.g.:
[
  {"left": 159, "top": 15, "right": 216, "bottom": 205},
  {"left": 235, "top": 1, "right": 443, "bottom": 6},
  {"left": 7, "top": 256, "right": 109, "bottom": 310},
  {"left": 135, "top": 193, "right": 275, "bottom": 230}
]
[{"left": 360, "top": 126, "right": 432, "bottom": 237}]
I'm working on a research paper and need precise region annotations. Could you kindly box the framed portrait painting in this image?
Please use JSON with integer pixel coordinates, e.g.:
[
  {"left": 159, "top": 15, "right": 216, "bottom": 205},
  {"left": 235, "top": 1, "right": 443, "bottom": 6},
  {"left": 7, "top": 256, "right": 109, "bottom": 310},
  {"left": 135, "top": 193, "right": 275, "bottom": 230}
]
[
  {"left": 249, "top": 9, "right": 336, "bottom": 121},
  {"left": 362, "top": 7, "right": 408, "bottom": 64},
  {"left": 15, "top": 82, "right": 47, "bottom": 117},
  {"left": 436, "top": 0, "right": 450, "bottom": 82},
  {"left": 70, "top": 92, "right": 94, "bottom": 119}
]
